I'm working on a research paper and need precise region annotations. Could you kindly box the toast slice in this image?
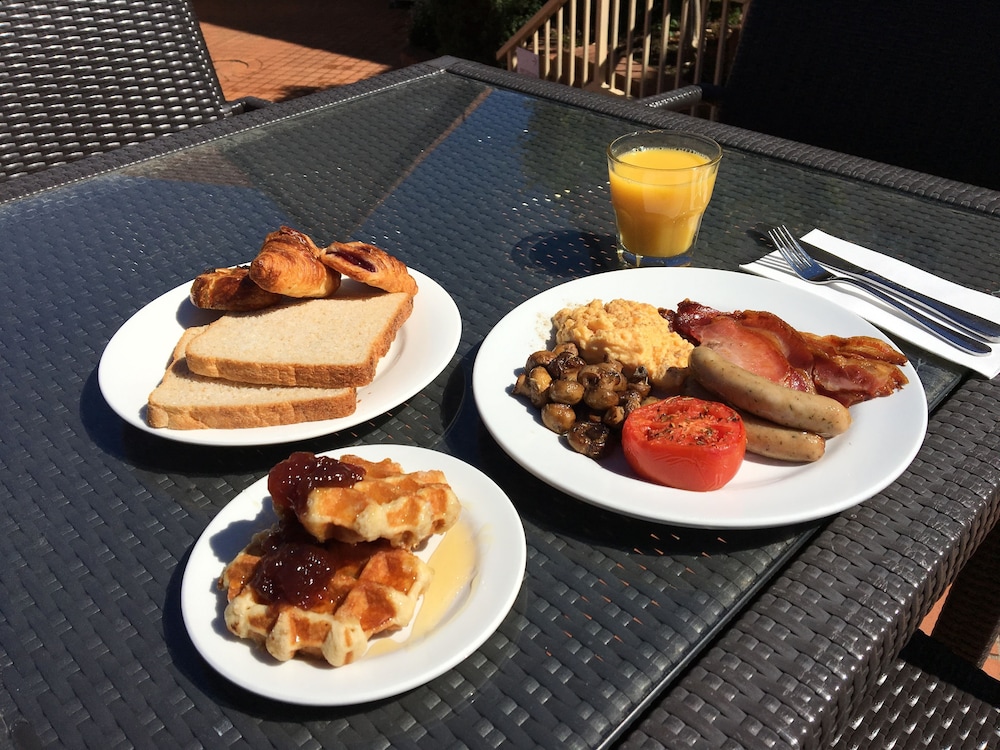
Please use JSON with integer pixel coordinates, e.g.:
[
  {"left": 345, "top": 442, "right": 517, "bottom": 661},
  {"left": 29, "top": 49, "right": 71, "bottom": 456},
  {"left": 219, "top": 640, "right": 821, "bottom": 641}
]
[
  {"left": 147, "top": 328, "right": 357, "bottom": 429},
  {"left": 184, "top": 292, "right": 414, "bottom": 388}
]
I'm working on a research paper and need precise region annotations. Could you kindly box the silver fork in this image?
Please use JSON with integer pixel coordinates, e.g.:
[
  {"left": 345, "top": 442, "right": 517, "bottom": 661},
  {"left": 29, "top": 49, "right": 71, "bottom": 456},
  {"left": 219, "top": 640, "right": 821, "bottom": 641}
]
[{"left": 767, "top": 225, "right": 992, "bottom": 356}]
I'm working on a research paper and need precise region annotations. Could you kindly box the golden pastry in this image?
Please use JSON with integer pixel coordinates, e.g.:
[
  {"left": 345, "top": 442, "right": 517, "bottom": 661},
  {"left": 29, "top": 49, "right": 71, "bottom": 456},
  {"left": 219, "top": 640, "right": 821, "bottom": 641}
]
[
  {"left": 249, "top": 226, "right": 342, "bottom": 298},
  {"left": 321, "top": 241, "right": 418, "bottom": 295},
  {"left": 189, "top": 266, "right": 281, "bottom": 311}
]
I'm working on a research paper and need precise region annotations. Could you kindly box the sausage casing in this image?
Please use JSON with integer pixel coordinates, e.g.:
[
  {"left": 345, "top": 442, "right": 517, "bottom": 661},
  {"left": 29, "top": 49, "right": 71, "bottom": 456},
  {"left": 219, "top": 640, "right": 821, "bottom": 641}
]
[
  {"left": 740, "top": 411, "right": 826, "bottom": 462},
  {"left": 689, "top": 346, "right": 851, "bottom": 438}
]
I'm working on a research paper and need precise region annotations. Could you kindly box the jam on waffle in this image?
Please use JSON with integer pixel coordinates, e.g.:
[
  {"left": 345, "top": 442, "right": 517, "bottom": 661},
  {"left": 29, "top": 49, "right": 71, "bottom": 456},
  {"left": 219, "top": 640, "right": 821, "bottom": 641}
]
[
  {"left": 268, "top": 452, "right": 462, "bottom": 549},
  {"left": 219, "top": 452, "right": 459, "bottom": 666}
]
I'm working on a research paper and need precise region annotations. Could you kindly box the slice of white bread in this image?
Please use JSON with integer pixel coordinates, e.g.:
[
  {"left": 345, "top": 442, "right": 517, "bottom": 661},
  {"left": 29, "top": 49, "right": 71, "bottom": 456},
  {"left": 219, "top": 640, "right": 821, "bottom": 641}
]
[
  {"left": 183, "top": 291, "right": 414, "bottom": 388},
  {"left": 147, "top": 328, "right": 358, "bottom": 429}
]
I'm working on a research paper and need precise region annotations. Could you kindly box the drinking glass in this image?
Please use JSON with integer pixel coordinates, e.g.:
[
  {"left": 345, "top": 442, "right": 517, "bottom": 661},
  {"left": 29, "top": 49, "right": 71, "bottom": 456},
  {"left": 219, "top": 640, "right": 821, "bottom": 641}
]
[{"left": 607, "top": 130, "right": 722, "bottom": 267}]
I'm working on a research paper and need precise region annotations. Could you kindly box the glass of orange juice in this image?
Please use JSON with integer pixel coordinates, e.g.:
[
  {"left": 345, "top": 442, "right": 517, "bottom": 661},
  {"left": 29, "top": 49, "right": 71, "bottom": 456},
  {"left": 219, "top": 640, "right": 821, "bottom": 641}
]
[{"left": 607, "top": 130, "right": 722, "bottom": 267}]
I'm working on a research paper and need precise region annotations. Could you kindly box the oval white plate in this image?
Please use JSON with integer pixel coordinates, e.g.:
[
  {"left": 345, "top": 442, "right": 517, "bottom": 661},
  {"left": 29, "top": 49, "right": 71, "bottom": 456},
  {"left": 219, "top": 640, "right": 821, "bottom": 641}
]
[
  {"left": 98, "top": 270, "right": 461, "bottom": 446},
  {"left": 472, "top": 267, "right": 928, "bottom": 529},
  {"left": 181, "top": 444, "right": 526, "bottom": 705}
]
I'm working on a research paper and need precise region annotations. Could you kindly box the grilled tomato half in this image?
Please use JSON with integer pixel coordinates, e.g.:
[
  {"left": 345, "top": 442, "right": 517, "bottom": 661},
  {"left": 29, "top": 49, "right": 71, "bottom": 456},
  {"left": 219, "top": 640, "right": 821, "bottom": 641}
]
[{"left": 621, "top": 396, "right": 746, "bottom": 491}]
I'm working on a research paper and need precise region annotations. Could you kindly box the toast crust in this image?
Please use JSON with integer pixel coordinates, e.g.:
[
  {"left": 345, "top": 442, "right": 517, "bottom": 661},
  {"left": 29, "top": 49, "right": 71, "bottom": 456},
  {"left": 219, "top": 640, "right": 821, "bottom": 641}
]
[{"left": 147, "top": 327, "right": 358, "bottom": 429}]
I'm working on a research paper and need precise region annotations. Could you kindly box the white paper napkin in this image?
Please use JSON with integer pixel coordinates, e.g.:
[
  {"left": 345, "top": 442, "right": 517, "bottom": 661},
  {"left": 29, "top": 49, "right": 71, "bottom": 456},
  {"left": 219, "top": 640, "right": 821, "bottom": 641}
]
[{"left": 741, "top": 228, "right": 1000, "bottom": 377}]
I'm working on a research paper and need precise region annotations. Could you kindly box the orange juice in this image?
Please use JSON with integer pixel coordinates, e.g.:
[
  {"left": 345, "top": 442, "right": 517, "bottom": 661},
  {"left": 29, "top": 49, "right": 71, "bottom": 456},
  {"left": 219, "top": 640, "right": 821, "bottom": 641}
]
[{"left": 608, "top": 145, "right": 719, "bottom": 260}]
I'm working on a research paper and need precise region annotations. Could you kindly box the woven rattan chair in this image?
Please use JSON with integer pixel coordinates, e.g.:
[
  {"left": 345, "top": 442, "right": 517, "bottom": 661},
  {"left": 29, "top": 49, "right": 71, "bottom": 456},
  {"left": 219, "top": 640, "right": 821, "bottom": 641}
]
[
  {"left": 643, "top": 0, "right": 1000, "bottom": 191},
  {"left": 620, "top": 525, "right": 1000, "bottom": 748},
  {"left": 830, "top": 630, "right": 1000, "bottom": 749},
  {"left": 0, "top": 0, "right": 265, "bottom": 182},
  {"left": 831, "top": 524, "right": 1000, "bottom": 748}
]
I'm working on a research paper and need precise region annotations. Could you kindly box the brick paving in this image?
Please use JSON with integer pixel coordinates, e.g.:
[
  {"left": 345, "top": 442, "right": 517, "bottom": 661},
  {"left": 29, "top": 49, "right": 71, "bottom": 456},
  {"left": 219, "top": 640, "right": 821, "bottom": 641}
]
[{"left": 193, "top": 0, "right": 431, "bottom": 102}]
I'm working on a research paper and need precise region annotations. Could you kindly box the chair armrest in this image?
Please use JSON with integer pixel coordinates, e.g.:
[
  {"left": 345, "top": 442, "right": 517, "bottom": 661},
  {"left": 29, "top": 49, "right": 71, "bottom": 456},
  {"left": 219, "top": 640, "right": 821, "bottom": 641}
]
[
  {"left": 830, "top": 630, "right": 1000, "bottom": 749},
  {"left": 930, "top": 521, "right": 1000, "bottom": 667},
  {"left": 639, "top": 85, "right": 705, "bottom": 110},
  {"left": 226, "top": 96, "right": 273, "bottom": 115}
]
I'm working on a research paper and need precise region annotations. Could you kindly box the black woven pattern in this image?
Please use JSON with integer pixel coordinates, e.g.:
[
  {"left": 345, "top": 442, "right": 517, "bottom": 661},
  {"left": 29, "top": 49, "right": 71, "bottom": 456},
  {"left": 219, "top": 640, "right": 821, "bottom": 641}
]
[
  {"left": 830, "top": 632, "right": 1000, "bottom": 749},
  {"left": 0, "top": 0, "right": 231, "bottom": 182},
  {"left": 932, "top": 523, "right": 1000, "bottom": 666},
  {"left": 0, "top": 60, "right": 999, "bottom": 748}
]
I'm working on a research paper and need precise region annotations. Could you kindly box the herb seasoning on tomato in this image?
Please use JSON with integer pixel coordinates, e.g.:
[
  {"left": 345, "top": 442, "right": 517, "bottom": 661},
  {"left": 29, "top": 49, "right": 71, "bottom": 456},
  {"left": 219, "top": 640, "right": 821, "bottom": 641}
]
[{"left": 621, "top": 396, "right": 746, "bottom": 491}]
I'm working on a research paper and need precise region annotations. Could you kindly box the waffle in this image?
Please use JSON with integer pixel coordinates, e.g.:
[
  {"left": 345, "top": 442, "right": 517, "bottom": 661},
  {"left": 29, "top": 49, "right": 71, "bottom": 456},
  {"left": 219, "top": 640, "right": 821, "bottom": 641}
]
[
  {"left": 220, "top": 522, "right": 432, "bottom": 666},
  {"left": 286, "top": 454, "right": 462, "bottom": 549},
  {"left": 220, "top": 452, "right": 461, "bottom": 666}
]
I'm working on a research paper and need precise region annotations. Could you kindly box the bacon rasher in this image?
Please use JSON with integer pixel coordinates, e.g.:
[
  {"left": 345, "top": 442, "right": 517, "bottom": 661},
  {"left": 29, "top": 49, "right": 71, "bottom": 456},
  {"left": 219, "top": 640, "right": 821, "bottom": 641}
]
[
  {"left": 801, "top": 332, "right": 908, "bottom": 406},
  {"left": 669, "top": 300, "right": 908, "bottom": 407}
]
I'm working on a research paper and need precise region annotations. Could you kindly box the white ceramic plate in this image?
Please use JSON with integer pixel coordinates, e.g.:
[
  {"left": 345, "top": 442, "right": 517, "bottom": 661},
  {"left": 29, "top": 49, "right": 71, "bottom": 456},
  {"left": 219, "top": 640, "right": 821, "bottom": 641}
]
[
  {"left": 472, "top": 268, "right": 928, "bottom": 529},
  {"left": 180, "top": 444, "right": 526, "bottom": 705},
  {"left": 98, "top": 270, "right": 461, "bottom": 446}
]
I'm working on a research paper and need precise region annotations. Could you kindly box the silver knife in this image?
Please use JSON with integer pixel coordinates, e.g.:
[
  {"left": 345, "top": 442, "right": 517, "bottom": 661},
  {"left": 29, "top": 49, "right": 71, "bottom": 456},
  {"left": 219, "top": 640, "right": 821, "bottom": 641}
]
[{"left": 799, "top": 235, "right": 1000, "bottom": 342}]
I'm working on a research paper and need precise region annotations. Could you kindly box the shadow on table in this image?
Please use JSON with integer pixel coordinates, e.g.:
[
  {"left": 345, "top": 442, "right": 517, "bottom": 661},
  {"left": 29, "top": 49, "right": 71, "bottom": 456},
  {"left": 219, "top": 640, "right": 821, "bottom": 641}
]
[
  {"left": 510, "top": 229, "right": 620, "bottom": 278},
  {"left": 79, "top": 365, "right": 447, "bottom": 480},
  {"left": 475, "top": 421, "right": 818, "bottom": 555}
]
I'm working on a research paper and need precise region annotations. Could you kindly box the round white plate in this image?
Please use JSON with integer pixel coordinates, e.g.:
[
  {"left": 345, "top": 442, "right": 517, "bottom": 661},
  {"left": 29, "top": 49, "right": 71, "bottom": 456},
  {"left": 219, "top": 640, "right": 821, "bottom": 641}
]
[
  {"left": 181, "top": 444, "right": 526, "bottom": 705},
  {"left": 98, "top": 270, "right": 461, "bottom": 446},
  {"left": 472, "top": 267, "right": 928, "bottom": 529}
]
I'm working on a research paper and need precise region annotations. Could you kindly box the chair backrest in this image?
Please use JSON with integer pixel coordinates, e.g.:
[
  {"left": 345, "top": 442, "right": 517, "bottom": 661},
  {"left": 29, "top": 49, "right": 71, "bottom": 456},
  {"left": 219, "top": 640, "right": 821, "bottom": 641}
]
[
  {"left": 716, "top": 0, "right": 1000, "bottom": 190},
  {"left": 0, "top": 0, "right": 234, "bottom": 182}
]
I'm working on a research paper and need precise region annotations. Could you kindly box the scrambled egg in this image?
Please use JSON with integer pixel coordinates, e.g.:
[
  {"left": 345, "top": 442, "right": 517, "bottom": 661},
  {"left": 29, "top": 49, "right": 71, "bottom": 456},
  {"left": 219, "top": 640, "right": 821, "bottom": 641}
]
[{"left": 552, "top": 299, "right": 693, "bottom": 390}]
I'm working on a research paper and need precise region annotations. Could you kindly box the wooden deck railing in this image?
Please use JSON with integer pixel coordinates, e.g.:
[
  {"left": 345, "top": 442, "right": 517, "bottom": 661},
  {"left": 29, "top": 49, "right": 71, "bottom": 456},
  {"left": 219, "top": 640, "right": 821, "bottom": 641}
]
[{"left": 497, "top": 0, "right": 747, "bottom": 99}]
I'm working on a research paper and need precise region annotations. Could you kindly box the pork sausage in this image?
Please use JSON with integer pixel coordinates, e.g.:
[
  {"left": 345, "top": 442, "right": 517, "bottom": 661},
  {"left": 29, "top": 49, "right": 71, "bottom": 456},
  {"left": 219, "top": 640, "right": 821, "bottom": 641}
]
[
  {"left": 689, "top": 346, "right": 851, "bottom": 437},
  {"left": 740, "top": 411, "right": 826, "bottom": 462}
]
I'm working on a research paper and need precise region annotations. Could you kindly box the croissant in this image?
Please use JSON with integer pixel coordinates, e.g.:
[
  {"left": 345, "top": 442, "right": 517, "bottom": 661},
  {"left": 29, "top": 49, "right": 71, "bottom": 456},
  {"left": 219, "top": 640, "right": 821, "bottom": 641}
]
[
  {"left": 189, "top": 266, "right": 282, "bottom": 311},
  {"left": 321, "top": 241, "right": 418, "bottom": 296},
  {"left": 249, "top": 226, "right": 342, "bottom": 298}
]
